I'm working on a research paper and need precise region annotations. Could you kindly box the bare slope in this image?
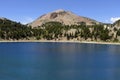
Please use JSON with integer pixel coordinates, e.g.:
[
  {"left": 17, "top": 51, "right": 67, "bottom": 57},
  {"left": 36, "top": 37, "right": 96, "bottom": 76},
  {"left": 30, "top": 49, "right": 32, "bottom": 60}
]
[{"left": 29, "top": 9, "right": 100, "bottom": 27}]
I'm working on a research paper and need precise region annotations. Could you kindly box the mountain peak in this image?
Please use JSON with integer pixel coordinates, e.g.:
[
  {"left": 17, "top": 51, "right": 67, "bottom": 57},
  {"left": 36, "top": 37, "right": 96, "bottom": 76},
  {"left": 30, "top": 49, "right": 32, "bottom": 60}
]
[
  {"left": 29, "top": 9, "right": 100, "bottom": 27},
  {"left": 54, "top": 9, "right": 66, "bottom": 13}
]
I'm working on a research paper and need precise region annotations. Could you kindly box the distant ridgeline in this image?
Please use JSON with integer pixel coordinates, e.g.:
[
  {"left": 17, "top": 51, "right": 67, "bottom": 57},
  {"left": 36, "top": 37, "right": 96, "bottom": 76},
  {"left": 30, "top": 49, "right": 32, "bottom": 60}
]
[
  {"left": 0, "top": 18, "right": 120, "bottom": 42},
  {"left": 0, "top": 18, "right": 32, "bottom": 40}
]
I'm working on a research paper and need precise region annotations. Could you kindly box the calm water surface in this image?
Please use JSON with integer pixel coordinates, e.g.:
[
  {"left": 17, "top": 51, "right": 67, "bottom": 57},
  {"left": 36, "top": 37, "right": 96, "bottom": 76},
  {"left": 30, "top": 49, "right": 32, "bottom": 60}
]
[{"left": 0, "top": 42, "right": 120, "bottom": 80}]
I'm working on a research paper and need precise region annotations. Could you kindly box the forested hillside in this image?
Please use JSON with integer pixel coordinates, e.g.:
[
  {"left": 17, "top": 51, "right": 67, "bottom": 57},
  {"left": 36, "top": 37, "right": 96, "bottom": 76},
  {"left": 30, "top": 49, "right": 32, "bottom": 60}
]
[{"left": 0, "top": 18, "right": 120, "bottom": 42}]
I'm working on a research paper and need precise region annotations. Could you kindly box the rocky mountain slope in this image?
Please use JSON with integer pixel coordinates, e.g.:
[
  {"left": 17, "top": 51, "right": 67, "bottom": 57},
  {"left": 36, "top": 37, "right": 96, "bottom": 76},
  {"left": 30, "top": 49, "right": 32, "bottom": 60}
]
[
  {"left": 29, "top": 9, "right": 100, "bottom": 27},
  {"left": 113, "top": 19, "right": 120, "bottom": 28}
]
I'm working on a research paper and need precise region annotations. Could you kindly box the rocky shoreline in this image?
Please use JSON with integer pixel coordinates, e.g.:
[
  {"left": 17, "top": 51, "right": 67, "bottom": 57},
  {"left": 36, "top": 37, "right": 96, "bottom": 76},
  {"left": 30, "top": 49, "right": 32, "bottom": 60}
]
[{"left": 0, "top": 40, "right": 120, "bottom": 45}]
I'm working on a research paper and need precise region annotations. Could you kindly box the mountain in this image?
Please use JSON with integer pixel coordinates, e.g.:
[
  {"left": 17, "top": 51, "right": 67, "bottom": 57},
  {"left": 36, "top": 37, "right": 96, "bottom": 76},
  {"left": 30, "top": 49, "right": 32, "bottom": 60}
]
[
  {"left": 0, "top": 17, "right": 11, "bottom": 22},
  {"left": 0, "top": 17, "right": 7, "bottom": 20},
  {"left": 29, "top": 9, "right": 100, "bottom": 27},
  {"left": 113, "top": 19, "right": 120, "bottom": 27},
  {"left": 0, "top": 17, "right": 18, "bottom": 24},
  {"left": 0, "top": 17, "right": 33, "bottom": 40}
]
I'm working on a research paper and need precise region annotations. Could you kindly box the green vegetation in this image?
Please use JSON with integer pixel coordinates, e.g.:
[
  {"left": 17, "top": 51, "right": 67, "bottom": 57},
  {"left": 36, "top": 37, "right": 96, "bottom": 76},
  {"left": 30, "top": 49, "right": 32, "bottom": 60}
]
[
  {"left": 0, "top": 19, "right": 32, "bottom": 40},
  {"left": 0, "top": 19, "right": 120, "bottom": 42}
]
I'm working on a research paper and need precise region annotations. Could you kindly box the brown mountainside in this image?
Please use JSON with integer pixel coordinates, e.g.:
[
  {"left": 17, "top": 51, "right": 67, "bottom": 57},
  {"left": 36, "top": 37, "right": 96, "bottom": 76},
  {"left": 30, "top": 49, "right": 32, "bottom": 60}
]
[{"left": 29, "top": 9, "right": 100, "bottom": 27}]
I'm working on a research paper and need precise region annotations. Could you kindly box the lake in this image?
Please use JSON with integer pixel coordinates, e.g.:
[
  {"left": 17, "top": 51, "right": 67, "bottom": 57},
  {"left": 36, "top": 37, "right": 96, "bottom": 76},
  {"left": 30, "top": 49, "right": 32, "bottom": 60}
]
[{"left": 0, "top": 42, "right": 120, "bottom": 80}]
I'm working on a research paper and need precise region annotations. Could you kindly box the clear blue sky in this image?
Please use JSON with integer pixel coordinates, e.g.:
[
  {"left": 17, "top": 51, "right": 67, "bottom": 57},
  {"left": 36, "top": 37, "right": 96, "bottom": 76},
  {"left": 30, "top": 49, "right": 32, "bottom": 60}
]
[{"left": 0, "top": 0, "right": 120, "bottom": 24}]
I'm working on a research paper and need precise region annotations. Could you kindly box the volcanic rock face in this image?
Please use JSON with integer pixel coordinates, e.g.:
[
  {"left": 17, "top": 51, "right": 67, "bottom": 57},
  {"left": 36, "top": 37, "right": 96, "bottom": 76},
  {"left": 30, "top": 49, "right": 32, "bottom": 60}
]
[{"left": 29, "top": 9, "right": 100, "bottom": 27}]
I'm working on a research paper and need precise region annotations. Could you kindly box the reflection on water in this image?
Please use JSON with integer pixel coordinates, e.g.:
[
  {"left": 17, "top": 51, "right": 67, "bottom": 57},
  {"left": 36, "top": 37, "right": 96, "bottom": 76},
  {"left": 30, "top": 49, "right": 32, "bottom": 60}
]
[{"left": 0, "top": 42, "right": 120, "bottom": 80}]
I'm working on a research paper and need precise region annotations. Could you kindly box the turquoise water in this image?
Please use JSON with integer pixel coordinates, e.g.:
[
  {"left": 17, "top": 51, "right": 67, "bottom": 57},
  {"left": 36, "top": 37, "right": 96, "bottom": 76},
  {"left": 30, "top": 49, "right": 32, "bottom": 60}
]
[{"left": 0, "top": 42, "right": 120, "bottom": 80}]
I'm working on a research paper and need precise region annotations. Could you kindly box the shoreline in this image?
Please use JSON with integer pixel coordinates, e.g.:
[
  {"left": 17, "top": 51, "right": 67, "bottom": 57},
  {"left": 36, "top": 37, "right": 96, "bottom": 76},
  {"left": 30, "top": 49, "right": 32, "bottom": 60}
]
[{"left": 0, "top": 40, "right": 120, "bottom": 45}]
